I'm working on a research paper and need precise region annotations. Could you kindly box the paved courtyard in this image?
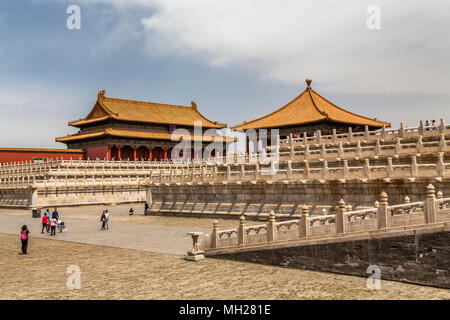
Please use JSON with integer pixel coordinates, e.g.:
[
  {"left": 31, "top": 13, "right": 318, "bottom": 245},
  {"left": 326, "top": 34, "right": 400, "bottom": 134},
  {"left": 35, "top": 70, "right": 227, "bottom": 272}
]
[{"left": 0, "top": 205, "right": 211, "bottom": 255}]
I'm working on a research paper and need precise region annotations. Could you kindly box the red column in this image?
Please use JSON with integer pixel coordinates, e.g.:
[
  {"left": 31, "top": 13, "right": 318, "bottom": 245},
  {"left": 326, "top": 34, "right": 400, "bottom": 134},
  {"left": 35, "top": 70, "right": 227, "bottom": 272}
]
[
  {"left": 107, "top": 145, "right": 111, "bottom": 160},
  {"left": 118, "top": 145, "right": 121, "bottom": 159},
  {"left": 164, "top": 148, "right": 167, "bottom": 160},
  {"left": 133, "top": 146, "right": 137, "bottom": 160},
  {"left": 149, "top": 147, "right": 152, "bottom": 161}
]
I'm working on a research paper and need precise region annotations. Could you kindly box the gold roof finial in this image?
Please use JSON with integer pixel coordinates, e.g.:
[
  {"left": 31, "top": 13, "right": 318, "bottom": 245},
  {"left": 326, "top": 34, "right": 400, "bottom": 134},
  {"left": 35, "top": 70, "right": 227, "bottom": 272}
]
[
  {"left": 191, "top": 101, "right": 197, "bottom": 109},
  {"left": 98, "top": 90, "right": 106, "bottom": 100},
  {"left": 306, "top": 78, "right": 312, "bottom": 88}
]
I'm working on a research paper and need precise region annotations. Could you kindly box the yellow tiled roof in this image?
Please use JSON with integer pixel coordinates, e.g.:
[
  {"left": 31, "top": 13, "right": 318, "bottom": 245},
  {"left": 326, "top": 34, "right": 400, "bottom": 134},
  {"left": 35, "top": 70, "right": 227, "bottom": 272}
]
[
  {"left": 231, "top": 79, "right": 389, "bottom": 130},
  {"left": 55, "top": 128, "right": 235, "bottom": 143},
  {"left": 69, "top": 91, "right": 226, "bottom": 129}
]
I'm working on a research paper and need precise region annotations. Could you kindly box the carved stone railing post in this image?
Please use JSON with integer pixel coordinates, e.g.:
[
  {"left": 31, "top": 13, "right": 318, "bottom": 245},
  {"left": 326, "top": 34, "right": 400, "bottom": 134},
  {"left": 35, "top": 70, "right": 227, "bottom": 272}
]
[
  {"left": 343, "top": 160, "right": 349, "bottom": 179},
  {"left": 321, "top": 160, "right": 328, "bottom": 179},
  {"left": 375, "top": 139, "right": 381, "bottom": 156},
  {"left": 355, "top": 140, "right": 362, "bottom": 158},
  {"left": 419, "top": 120, "right": 425, "bottom": 136},
  {"left": 201, "top": 167, "right": 206, "bottom": 182},
  {"left": 254, "top": 163, "right": 260, "bottom": 180},
  {"left": 364, "top": 159, "right": 371, "bottom": 179},
  {"left": 226, "top": 165, "right": 231, "bottom": 181},
  {"left": 425, "top": 184, "right": 437, "bottom": 224},
  {"left": 387, "top": 157, "right": 393, "bottom": 177},
  {"left": 303, "top": 161, "right": 310, "bottom": 179},
  {"left": 213, "top": 165, "right": 218, "bottom": 182},
  {"left": 438, "top": 134, "right": 446, "bottom": 152},
  {"left": 239, "top": 164, "right": 245, "bottom": 180},
  {"left": 436, "top": 153, "right": 445, "bottom": 177},
  {"left": 289, "top": 133, "right": 295, "bottom": 159},
  {"left": 304, "top": 144, "right": 310, "bottom": 160},
  {"left": 336, "top": 199, "right": 346, "bottom": 234},
  {"left": 238, "top": 215, "right": 246, "bottom": 246},
  {"left": 439, "top": 118, "right": 445, "bottom": 135},
  {"left": 364, "top": 125, "right": 369, "bottom": 140},
  {"left": 337, "top": 142, "right": 343, "bottom": 159},
  {"left": 399, "top": 122, "right": 405, "bottom": 138},
  {"left": 303, "top": 132, "right": 308, "bottom": 146},
  {"left": 332, "top": 129, "right": 337, "bottom": 143},
  {"left": 381, "top": 124, "right": 387, "bottom": 140},
  {"left": 347, "top": 127, "right": 353, "bottom": 143},
  {"left": 395, "top": 137, "right": 402, "bottom": 154},
  {"left": 377, "top": 191, "right": 390, "bottom": 229},
  {"left": 411, "top": 156, "right": 418, "bottom": 177},
  {"left": 286, "top": 160, "right": 293, "bottom": 180},
  {"left": 211, "top": 220, "right": 219, "bottom": 249},
  {"left": 404, "top": 196, "right": 410, "bottom": 203},
  {"left": 267, "top": 210, "right": 277, "bottom": 243},
  {"left": 299, "top": 205, "right": 310, "bottom": 238},
  {"left": 437, "top": 191, "right": 443, "bottom": 199},
  {"left": 416, "top": 136, "right": 424, "bottom": 154},
  {"left": 320, "top": 143, "right": 326, "bottom": 159},
  {"left": 316, "top": 130, "right": 322, "bottom": 144}
]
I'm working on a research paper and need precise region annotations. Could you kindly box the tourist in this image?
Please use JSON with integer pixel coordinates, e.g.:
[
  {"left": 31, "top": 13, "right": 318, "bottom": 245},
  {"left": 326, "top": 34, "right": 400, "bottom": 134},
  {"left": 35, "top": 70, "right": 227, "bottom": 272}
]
[
  {"left": 129, "top": 207, "right": 134, "bottom": 216},
  {"left": 100, "top": 210, "right": 106, "bottom": 230},
  {"left": 50, "top": 217, "right": 57, "bottom": 236},
  {"left": 104, "top": 210, "right": 110, "bottom": 230},
  {"left": 44, "top": 208, "right": 51, "bottom": 222},
  {"left": 144, "top": 202, "right": 149, "bottom": 215},
  {"left": 41, "top": 213, "right": 48, "bottom": 233},
  {"left": 20, "top": 225, "right": 29, "bottom": 254},
  {"left": 46, "top": 217, "right": 51, "bottom": 233},
  {"left": 52, "top": 208, "right": 59, "bottom": 220}
]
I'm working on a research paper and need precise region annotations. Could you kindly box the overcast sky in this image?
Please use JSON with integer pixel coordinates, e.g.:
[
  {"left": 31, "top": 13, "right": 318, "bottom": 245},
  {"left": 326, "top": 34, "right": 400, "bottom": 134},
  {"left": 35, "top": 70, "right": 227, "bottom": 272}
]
[{"left": 0, "top": 0, "right": 449, "bottom": 148}]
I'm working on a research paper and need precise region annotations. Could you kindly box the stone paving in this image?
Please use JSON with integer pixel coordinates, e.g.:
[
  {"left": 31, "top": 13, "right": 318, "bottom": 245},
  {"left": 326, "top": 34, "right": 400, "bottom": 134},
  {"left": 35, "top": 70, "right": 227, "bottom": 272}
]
[{"left": 0, "top": 205, "right": 208, "bottom": 255}]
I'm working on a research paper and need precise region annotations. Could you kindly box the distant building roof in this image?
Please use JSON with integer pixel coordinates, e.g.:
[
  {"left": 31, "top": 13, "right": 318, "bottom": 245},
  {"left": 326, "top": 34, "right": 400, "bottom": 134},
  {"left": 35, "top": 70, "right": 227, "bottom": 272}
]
[
  {"left": 0, "top": 147, "right": 83, "bottom": 153},
  {"left": 56, "top": 127, "right": 234, "bottom": 143},
  {"left": 68, "top": 90, "right": 227, "bottom": 129},
  {"left": 231, "top": 78, "right": 389, "bottom": 130}
]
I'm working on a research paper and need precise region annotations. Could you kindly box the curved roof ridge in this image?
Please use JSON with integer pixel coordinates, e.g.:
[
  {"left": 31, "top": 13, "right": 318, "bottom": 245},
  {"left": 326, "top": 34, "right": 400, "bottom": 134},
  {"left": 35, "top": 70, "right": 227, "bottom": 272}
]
[
  {"left": 230, "top": 89, "right": 313, "bottom": 129},
  {"left": 190, "top": 101, "right": 227, "bottom": 128},
  {"left": 103, "top": 96, "right": 193, "bottom": 109},
  {"left": 307, "top": 88, "right": 328, "bottom": 118},
  {"left": 309, "top": 89, "right": 390, "bottom": 126}
]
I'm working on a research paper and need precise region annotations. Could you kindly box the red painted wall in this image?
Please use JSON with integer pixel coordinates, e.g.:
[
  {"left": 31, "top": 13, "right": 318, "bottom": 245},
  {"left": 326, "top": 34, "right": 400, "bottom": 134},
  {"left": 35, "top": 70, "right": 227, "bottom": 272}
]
[
  {"left": 85, "top": 145, "right": 108, "bottom": 160},
  {"left": 0, "top": 149, "right": 85, "bottom": 164}
]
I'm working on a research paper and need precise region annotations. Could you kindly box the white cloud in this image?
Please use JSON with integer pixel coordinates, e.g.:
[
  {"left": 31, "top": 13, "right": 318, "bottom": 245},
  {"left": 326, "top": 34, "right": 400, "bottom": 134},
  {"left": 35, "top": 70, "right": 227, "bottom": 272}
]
[
  {"left": 132, "top": 0, "right": 450, "bottom": 94},
  {"left": 56, "top": 0, "right": 450, "bottom": 94},
  {"left": 36, "top": 0, "right": 450, "bottom": 95}
]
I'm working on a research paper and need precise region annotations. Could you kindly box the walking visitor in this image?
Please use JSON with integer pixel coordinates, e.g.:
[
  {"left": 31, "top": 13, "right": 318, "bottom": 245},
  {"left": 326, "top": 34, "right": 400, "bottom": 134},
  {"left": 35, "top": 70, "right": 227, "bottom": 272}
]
[
  {"left": 104, "top": 210, "right": 110, "bottom": 230},
  {"left": 41, "top": 214, "right": 48, "bottom": 234},
  {"left": 20, "top": 225, "right": 29, "bottom": 254},
  {"left": 50, "top": 217, "right": 57, "bottom": 236},
  {"left": 100, "top": 210, "right": 106, "bottom": 230}
]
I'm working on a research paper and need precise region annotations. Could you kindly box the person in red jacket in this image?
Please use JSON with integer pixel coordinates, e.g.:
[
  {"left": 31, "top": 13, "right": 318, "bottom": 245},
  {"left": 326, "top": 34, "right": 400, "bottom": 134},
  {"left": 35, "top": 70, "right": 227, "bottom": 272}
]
[{"left": 42, "top": 214, "right": 48, "bottom": 234}]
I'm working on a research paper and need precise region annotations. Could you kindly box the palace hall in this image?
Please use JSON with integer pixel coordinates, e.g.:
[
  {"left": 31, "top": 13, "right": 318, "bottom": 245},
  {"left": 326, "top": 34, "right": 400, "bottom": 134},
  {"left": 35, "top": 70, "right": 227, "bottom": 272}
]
[
  {"left": 232, "top": 79, "right": 389, "bottom": 141},
  {"left": 55, "top": 90, "right": 229, "bottom": 161},
  {"left": 1, "top": 79, "right": 390, "bottom": 163}
]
